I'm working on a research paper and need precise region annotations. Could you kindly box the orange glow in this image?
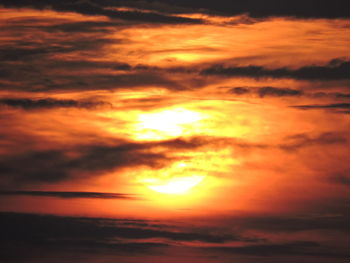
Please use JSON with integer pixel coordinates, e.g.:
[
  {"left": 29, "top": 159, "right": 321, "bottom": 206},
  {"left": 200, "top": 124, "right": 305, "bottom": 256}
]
[
  {"left": 1, "top": 4, "right": 350, "bottom": 263},
  {"left": 0, "top": 6, "right": 350, "bottom": 220}
]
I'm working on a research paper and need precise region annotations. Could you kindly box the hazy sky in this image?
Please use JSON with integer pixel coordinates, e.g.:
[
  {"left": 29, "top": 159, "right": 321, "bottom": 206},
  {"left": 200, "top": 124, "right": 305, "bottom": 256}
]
[{"left": 1, "top": 1, "right": 350, "bottom": 262}]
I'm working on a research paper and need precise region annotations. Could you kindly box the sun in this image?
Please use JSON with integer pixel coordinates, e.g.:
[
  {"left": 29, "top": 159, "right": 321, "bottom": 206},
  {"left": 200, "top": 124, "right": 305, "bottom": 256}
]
[
  {"left": 134, "top": 108, "right": 203, "bottom": 140},
  {"left": 136, "top": 161, "right": 206, "bottom": 195},
  {"left": 143, "top": 175, "right": 205, "bottom": 195},
  {"left": 131, "top": 108, "right": 207, "bottom": 195}
]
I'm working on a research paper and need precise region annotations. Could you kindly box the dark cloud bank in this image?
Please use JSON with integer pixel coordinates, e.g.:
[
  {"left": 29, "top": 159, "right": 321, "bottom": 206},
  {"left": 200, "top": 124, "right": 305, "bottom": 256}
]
[
  {"left": 0, "top": 191, "right": 134, "bottom": 199},
  {"left": 0, "top": 98, "right": 108, "bottom": 110},
  {"left": 1, "top": 211, "right": 350, "bottom": 262},
  {"left": 1, "top": 0, "right": 349, "bottom": 19},
  {"left": 0, "top": 137, "right": 206, "bottom": 185},
  {"left": 0, "top": 0, "right": 202, "bottom": 24},
  {"left": 202, "top": 59, "right": 350, "bottom": 81},
  {"left": 229, "top": 86, "right": 303, "bottom": 97}
]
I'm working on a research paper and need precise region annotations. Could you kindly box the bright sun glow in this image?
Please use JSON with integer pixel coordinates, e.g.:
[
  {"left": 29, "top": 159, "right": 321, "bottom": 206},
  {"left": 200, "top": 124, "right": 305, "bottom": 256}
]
[
  {"left": 144, "top": 175, "right": 205, "bottom": 194},
  {"left": 134, "top": 108, "right": 203, "bottom": 140}
]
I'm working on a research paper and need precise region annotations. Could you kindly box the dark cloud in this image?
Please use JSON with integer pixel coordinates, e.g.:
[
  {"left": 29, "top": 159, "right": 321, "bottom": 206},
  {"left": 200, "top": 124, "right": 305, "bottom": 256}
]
[
  {"left": 229, "top": 86, "right": 303, "bottom": 97},
  {"left": 281, "top": 132, "right": 348, "bottom": 151},
  {"left": 0, "top": 191, "right": 135, "bottom": 199},
  {"left": 46, "top": 21, "right": 123, "bottom": 33},
  {"left": 258, "top": 87, "right": 303, "bottom": 97},
  {"left": 210, "top": 241, "right": 350, "bottom": 258},
  {"left": 229, "top": 87, "right": 251, "bottom": 95},
  {"left": 335, "top": 93, "right": 350, "bottom": 98},
  {"left": 0, "top": 0, "right": 202, "bottom": 24},
  {"left": 0, "top": 212, "right": 242, "bottom": 248},
  {"left": 330, "top": 174, "right": 350, "bottom": 186},
  {"left": 0, "top": 37, "right": 120, "bottom": 62},
  {"left": 0, "top": 98, "right": 108, "bottom": 110},
  {"left": 0, "top": 137, "right": 206, "bottom": 185},
  {"left": 1, "top": 18, "right": 120, "bottom": 33},
  {"left": 311, "top": 92, "right": 350, "bottom": 99},
  {"left": 47, "top": 60, "right": 133, "bottom": 71},
  {"left": 235, "top": 212, "right": 350, "bottom": 233},
  {"left": 120, "top": 0, "right": 350, "bottom": 19},
  {"left": 229, "top": 86, "right": 307, "bottom": 98},
  {"left": 229, "top": 87, "right": 350, "bottom": 101},
  {"left": 3, "top": 0, "right": 348, "bottom": 19},
  {"left": 1, "top": 211, "right": 350, "bottom": 262},
  {"left": 0, "top": 70, "right": 183, "bottom": 92},
  {"left": 202, "top": 59, "right": 350, "bottom": 81},
  {"left": 292, "top": 103, "right": 350, "bottom": 110}
]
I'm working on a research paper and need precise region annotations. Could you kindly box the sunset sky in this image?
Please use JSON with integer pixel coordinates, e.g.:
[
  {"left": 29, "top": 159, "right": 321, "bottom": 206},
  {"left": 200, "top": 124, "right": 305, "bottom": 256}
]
[{"left": 1, "top": 1, "right": 350, "bottom": 262}]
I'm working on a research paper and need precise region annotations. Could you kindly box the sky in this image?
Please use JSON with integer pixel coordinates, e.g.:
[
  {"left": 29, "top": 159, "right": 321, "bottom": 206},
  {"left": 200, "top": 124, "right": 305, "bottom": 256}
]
[{"left": 0, "top": 0, "right": 350, "bottom": 262}]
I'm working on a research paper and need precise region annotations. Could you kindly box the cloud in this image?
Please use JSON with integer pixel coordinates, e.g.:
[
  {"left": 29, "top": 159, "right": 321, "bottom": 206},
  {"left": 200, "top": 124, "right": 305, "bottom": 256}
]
[
  {"left": 0, "top": 0, "right": 202, "bottom": 24},
  {"left": 0, "top": 137, "right": 207, "bottom": 185},
  {"left": 292, "top": 103, "right": 350, "bottom": 110},
  {"left": 202, "top": 59, "right": 350, "bottom": 81},
  {"left": 330, "top": 174, "right": 350, "bottom": 186},
  {"left": 120, "top": 0, "right": 350, "bottom": 19},
  {"left": 0, "top": 98, "right": 108, "bottom": 110},
  {"left": 0, "top": 191, "right": 135, "bottom": 199},
  {"left": 4, "top": 0, "right": 348, "bottom": 19},
  {"left": 2, "top": 211, "right": 350, "bottom": 261},
  {"left": 234, "top": 212, "right": 350, "bottom": 233},
  {"left": 209, "top": 241, "right": 350, "bottom": 258},
  {"left": 229, "top": 87, "right": 251, "bottom": 95},
  {"left": 0, "top": 70, "right": 183, "bottom": 92},
  {"left": 211, "top": 241, "right": 320, "bottom": 256},
  {"left": 0, "top": 212, "right": 243, "bottom": 247},
  {"left": 311, "top": 92, "right": 350, "bottom": 99},
  {"left": 0, "top": 38, "right": 118, "bottom": 62},
  {"left": 258, "top": 87, "right": 303, "bottom": 97},
  {"left": 281, "top": 132, "right": 348, "bottom": 151},
  {"left": 7, "top": 19, "right": 122, "bottom": 34},
  {"left": 228, "top": 86, "right": 350, "bottom": 101}
]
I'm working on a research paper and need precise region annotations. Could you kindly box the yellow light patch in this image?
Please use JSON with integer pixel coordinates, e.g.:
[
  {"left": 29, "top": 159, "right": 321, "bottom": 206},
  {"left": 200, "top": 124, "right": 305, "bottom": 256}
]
[
  {"left": 134, "top": 108, "right": 204, "bottom": 140},
  {"left": 145, "top": 175, "right": 205, "bottom": 195}
]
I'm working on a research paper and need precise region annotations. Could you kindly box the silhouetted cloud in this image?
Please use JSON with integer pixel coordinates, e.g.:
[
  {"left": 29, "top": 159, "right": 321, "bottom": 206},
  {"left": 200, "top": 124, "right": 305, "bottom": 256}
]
[
  {"left": 2, "top": 0, "right": 349, "bottom": 19},
  {"left": 229, "top": 87, "right": 251, "bottom": 95},
  {"left": 292, "top": 103, "right": 350, "bottom": 110},
  {"left": 281, "top": 132, "right": 348, "bottom": 151},
  {"left": 2, "top": 211, "right": 350, "bottom": 261},
  {"left": 210, "top": 241, "right": 350, "bottom": 258},
  {"left": 330, "top": 174, "right": 350, "bottom": 186},
  {"left": 44, "top": 21, "right": 123, "bottom": 33},
  {"left": 234, "top": 212, "right": 350, "bottom": 233},
  {"left": 0, "top": 0, "right": 202, "bottom": 24},
  {"left": 311, "top": 92, "right": 350, "bottom": 99},
  {"left": 113, "top": 0, "right": 350, "bottom": 19},
  {"left": 0, "top": 38, "right": 118, "bottom": 62},
  {"left": 0, "top": 98, "right": 107, "bottom": 110},
  {"left": 0, "top": 212, "right": 243, "bottom": 247},
  {"left": 0, "top": 137, "right": 207, "bottom": 184},
  {"left": 258, "top": 87, "right": 303, "bottom": 97},
  {"left": 0, "top": 191, "right": 135, "bottom": 199},
  {"left": 202, "top": 59, "right": 350, "bottom": 81},
  {"left": 229, "top": 86, "right": 304, "bottom": 97}
]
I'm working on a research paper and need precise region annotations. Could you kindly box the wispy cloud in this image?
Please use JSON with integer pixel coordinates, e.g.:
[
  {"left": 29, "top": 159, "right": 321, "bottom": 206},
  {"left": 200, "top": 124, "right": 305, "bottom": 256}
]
[
  {"left": 202, "top": 59, "right": 350, "bottom": 81},
  {"left": 0, "top": 98, "right": 108, "bottom": 110},
  {"left": 0, "top": 191, "right": 135, "bottom": 199}
]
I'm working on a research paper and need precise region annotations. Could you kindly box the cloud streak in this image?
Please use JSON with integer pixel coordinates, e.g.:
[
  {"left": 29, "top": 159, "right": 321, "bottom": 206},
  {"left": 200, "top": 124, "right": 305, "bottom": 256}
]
[
  {"left": 124, "top": 0, "right": 350, "bottom": 19},
  {"left": 0, "top": 0, "right": 202, "bottom": 24},
  {"left": 202, "top": 59, "right": 350, "bottom": 81},
  {"left": 0, "top": 137, "right": 207, "bottom": 185},
  {"left": 0, "top": 98, "right": 107, "bottom": 110},
  {"left": 0, "top": 191, "right": 135, "bottom": 199}
]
